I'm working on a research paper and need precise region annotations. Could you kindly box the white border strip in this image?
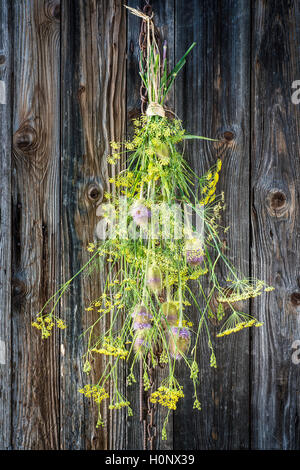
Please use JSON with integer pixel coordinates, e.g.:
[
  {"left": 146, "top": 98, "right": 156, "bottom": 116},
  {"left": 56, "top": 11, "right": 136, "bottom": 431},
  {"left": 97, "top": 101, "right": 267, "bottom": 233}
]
[
  {"left": 0, "top": 340, "right": 5, "bottom": 365},
  {"left": 0, "top": 80, "right": 6, "bottom": 104}
]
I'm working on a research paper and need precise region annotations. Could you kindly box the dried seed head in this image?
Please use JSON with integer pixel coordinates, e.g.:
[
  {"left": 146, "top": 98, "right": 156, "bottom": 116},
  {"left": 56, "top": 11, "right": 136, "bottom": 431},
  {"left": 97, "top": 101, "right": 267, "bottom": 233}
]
[
  {"left": 133, "top": 331, "right": 150, "bottom": 356},
  {"left": 161, "top": 301, "right": 179, "bottom": 328},
  {"left": 146, "top": 265, "right": 163, "bottom": 293},
  {"left": 132, "top": 304, "right": 152, "bottom": 324},
  {"left": 185, "top": 238, "right": 204, "bottom": 266},
  {"left": 130, "top": 200, "right": 151, "bottom": 226},
  {"left": 168, "top": 327, "right": 191, "bottom": 360}
]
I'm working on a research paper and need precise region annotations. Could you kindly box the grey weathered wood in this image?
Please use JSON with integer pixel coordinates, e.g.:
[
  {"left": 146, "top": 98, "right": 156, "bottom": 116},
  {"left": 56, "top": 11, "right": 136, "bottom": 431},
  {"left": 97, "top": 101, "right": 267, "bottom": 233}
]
[
  {"left": 126, "top": 0, "right": 175, "bottom": 450},
  {"left": 174, "top": 0, "right": 251, "bottom": 449},
  {"left": 251, "top": 0, "right": 300, "bottom": 450},
  {"left": 0, "top": 0, "right": 12, "bottom": 451},
  {"left": 60, "top": 0, "right": 126, "bottom": 450},
  {"left": 11, "top": 0, "right": 61, "bottom": 449},
  {"left": 0, "top": 0, "right": 300, "bottom": 450}
]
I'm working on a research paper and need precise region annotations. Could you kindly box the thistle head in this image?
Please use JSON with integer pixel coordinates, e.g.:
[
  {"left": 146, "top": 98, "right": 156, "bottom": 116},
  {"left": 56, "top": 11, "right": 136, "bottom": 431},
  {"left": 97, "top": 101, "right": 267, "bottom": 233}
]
[
  {"left": 168, "top": 326, "right": 191, "bottom": 360},
  {"left": 133, "top": 331, "right": 150, "bottom": 356},
  {"left": 185, "top": 238, "right": 204, "bottom": 266},
  {"left": 130, "top": 200, "right": 151, "bottom": 226},
  {"left": 132, "top": 304, "right": 152, "bottom": 324},
  {"left": 161, "top": 301, "right": 179, "bottom": 328},
  {"left": 131, "top": 305, "right": 152, "bottom": 333},
  {"left": 146, "top": 265, "right": 163, "bottom": 294}
]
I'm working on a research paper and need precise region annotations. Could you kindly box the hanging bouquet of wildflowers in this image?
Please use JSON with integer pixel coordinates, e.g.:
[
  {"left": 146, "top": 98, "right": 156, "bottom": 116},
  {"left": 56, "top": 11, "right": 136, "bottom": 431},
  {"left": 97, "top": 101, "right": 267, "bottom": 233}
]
[{"left": 32, "top": 6, "right": 273, "bottom": 440}]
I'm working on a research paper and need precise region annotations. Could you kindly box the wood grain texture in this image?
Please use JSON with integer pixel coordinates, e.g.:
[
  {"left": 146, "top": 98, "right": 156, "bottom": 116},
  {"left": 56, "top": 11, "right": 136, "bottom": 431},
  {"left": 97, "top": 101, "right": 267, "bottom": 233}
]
[
  {"left": 174, "top": 0, "right": 251, "bottom": 449},
  {"left": 11, "top": 0, "right": 61, "bottom": 449},
  {"left": 126, "top": 1, "right": 144, "bottom": 449},
  {"left": 0, "top": 0, "right": 300, "bottom": 450},
  {"left": 251, "top": 0, "right": 300, "bottom": 450},
  {"left": 60, "top": 0, "right": 126, "bottom": 450},
  {"left": 0, "top": 0, "right": 12, "bottom": 450}
]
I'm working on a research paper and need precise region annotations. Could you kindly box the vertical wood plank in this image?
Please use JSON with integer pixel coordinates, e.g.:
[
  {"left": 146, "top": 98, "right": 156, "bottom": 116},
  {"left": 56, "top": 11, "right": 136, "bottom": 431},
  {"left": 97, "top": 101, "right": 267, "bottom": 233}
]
[
  {"left": 126, "top": 0, "right": 175, "bottom": 450},
  {"left": 60, "top": 0, "right": 126, "bottom": 450},
  {"left": 2, "top": 0, "right": 299, "bottom": 451},
  {"left": 11, "top": 0, "right": 61, "bottom": 449},
  {"left": 251, "top": 0, "right": 300, "bottom": 450},
  {"left": 174, "top": 0, "right": 251, "bottom": 449},
  {"left": 0, "top": 0, "right": 12, "bottom": 450}
]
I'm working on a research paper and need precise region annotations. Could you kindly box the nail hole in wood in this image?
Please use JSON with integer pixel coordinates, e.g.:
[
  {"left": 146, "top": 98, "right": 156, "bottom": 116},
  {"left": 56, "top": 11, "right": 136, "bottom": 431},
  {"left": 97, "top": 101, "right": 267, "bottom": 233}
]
[{"left": 78, "top": 85, "right": 86, "bottom": 99}]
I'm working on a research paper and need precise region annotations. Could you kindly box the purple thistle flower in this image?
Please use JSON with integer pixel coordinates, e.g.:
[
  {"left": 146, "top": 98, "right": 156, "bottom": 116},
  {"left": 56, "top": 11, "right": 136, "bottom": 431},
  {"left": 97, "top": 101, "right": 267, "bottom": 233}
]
[
  {"left": 171, "top": 327, "right": 191, "bottom": 339},
  {"left": 130, "top": 201, "right": 151, "bottom": 226},
  {"left": 131, "top": 310, "right": 152, "bottom": 319},
  {"left": 133, "top": 333, "right": 150, "bottom": 354},
  {"left": 132, "top": 305, "right": 153, "bottom": 322},
  {"left": 169, "top": 327, "right": 191, "bottom": 360},
  {"left": 161, "top": 301, "right": 179, "bottom": 328},
  {"left": 186, "top": 250, "right": 204, "bottom": 265},
  {"left": 135, "top": 336, "right": 145, "bottom": 346},
  {"left": 147, "top": 277, "right": 161, "bottom": 283},
  {"left": 133, "top": 322, "right": 151, "bottom": 331},
  {"left": 185, "top": 238, "right": 204, "bottom": 266},
  {"left": 146, "top": 265, "right": 162, "bottom": 293}
]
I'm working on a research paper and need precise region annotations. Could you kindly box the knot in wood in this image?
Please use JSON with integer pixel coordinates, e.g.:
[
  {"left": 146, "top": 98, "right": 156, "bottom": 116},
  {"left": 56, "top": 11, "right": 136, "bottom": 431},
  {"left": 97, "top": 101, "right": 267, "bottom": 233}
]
[
  {"left": 267, "top": 189, "right": 288, "bottom": 217},
  {"left": 12, "top": 278, "right": 27, "bottom": 300},
  {"left": 45, "top": 1, "right": 60, "bottom": 20},
  {"left": 87, "top": 183, "right": 102, "bottom": 203},
  {"left": 290, "top": 292, "right": 300, "bottom": 307},
  {"left": 53, "top": 3, "right": 61, "bottom": 19},
  {"left": 14, "top": 124, "right": 38, "bottom": 155},
  {"left": 270, "top": 191, "right": 286, "bottom": 209},
  {"left": 0, "top": 55, "right": 6, "bottom": 65},
  {"left": 223, "top": 131, "right": 235, "bottom": 142}
]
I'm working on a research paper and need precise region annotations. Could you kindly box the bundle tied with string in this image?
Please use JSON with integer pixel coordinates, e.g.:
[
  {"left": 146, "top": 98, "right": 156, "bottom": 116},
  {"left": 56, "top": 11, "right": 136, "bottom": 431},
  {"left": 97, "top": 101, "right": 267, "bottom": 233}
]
[
  {"left": 32, "top": 3, "right": 274, "bottom": 444},
  {"left": 127, "top": 6, "right": 166, "bottom": 119},
  {"left": 146, "top": 102, "right": 165, "bottom": 118}
]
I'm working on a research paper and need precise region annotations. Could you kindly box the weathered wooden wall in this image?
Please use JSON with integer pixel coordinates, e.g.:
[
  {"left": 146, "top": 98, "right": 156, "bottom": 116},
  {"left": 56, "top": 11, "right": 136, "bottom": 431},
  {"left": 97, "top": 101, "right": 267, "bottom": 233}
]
[{"left": 0, "top": 0, "right": 299, "bottom": 450}]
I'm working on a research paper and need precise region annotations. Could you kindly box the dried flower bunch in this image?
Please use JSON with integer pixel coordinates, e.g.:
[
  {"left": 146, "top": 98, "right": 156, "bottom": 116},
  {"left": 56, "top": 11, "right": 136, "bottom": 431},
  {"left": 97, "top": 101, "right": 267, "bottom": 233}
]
[{"left": 32, "top": 7, "right": 273, "bottom": 439}]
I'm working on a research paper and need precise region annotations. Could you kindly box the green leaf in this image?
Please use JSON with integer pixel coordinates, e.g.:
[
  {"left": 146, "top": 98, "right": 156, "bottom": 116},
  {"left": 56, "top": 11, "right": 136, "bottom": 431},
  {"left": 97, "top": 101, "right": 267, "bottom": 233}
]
[
  {"left": 166, "top": 42, "right": 196, "bottom": 82},
  {"left": 139, "top": 71, "right": 148, "bottom": 88},
  {"left": 183, "top": 134, "right": 219, "bottom": 142},
  {"left": 161, "top": 42, "right": 197, "bottom": 102}
]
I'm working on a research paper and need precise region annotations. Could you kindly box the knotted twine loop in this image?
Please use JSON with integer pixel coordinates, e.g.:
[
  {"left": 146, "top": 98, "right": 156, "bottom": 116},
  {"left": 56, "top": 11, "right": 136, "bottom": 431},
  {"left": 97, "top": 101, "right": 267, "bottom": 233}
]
[{"left": 146, "top": 102, "right": 165, "bottom": 117}]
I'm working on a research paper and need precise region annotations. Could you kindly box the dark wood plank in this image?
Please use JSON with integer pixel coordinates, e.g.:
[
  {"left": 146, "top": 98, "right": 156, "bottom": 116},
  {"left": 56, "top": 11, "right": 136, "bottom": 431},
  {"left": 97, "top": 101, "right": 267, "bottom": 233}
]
[
  {"left": 11, "top": 0, "right": 61, "bottom": 449},
  {"left": 126, "top": 0, "right": 175, "bottom": 450},
  {"left": 251, "top": 0, "right": 300, "bottom": 450},
  {"left": 60, "top": 0, "right": 126, "bottom": 450},
  {"left": 174, "top": 0, "right": 251, "bottom": 449},
  {"left": 0, "top": 0, "right": 12, "bottom": 451}
]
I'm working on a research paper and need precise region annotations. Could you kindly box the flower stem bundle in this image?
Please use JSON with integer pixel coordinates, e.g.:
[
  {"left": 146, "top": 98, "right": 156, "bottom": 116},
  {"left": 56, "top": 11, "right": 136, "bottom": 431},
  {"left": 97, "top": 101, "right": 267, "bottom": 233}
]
[{"left": 32, "top": 6, "right": 274, "bottom": 439}]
